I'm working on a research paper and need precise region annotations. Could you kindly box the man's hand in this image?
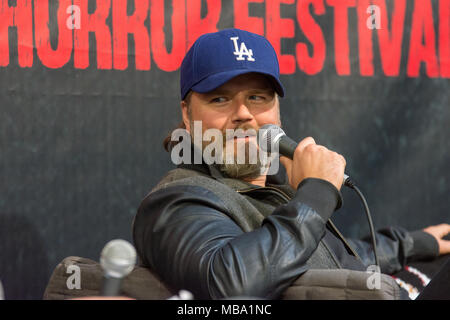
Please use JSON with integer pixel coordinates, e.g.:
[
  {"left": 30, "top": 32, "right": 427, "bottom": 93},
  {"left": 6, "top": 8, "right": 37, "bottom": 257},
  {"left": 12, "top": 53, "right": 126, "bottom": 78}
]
[
  {"left": 279, "top": 137, "right": 346, "bottom": 191},
  {"left": 423, "top": 223, "right": 450, "bottom": 255}
]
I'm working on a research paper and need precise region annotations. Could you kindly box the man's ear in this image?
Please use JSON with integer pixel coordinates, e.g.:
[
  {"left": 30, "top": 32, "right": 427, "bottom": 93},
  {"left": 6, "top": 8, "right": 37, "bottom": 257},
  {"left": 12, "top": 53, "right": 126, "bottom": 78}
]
[{"left": 181, "top": 101, "right": 191, "bottom": 133}]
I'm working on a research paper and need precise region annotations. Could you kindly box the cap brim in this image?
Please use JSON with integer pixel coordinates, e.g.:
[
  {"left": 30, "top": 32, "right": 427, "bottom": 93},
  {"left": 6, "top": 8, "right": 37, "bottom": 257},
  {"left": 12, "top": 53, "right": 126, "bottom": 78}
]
[{"left": 190, "top": 69, "right": 285, "bottom": 98}]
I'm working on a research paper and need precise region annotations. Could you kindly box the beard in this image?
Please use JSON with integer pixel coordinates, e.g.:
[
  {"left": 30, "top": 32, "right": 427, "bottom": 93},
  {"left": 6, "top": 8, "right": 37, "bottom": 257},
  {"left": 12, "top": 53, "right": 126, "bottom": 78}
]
[
  {"left": 218, "top": 162, "right": 264, "bottom": 180},
  {"left": 218, "top": 140, "right": 265, "bottom": 179},
  {"left": 218, "top": 125, "right": 265, "bottom": 179},
  {"left": 191, "top": 122, "right": 269, "bottom": 179}
]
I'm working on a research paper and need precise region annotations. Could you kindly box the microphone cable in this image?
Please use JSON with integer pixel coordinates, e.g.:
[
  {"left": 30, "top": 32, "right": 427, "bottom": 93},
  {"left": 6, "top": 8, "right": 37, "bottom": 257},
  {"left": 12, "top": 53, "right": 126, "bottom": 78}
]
[
  {"left": 344, "top": 177, "right": 380, "bottom": 269},
  {"left": 258, "top": 124, "right": 380, "bottom": 269}
]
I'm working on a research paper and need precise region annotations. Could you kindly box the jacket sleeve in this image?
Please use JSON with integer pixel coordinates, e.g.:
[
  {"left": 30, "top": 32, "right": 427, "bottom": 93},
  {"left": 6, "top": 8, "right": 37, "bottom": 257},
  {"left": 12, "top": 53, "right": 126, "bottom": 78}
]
[
  {"left": 132, "top": 179, "right": 341, "bottom": 299},
  {"left": 346, "top": 227, "right": 439, "bottom": 274}
]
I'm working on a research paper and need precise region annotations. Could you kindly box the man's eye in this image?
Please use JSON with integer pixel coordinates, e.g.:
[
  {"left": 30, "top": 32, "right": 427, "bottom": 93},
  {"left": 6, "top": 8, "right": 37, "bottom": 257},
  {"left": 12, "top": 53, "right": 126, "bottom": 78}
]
[
  {"left": 210, "top": 97, "right": 227, "bottom": 103},
  {"left": 249, "top": 95, "right": 265, "bottom": 101}
]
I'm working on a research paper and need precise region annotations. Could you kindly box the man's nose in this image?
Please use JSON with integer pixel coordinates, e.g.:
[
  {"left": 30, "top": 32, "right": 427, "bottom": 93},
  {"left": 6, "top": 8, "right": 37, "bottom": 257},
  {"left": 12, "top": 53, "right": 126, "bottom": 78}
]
[{"left": 232, "top": 99, "right": 254, "bottom": 124}]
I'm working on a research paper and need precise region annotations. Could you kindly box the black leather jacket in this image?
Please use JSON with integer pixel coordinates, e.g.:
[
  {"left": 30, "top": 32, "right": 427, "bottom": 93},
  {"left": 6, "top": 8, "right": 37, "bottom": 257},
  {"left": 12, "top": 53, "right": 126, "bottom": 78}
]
[{"left": 133, "top": 163, "right": 438, "bottom": 299}]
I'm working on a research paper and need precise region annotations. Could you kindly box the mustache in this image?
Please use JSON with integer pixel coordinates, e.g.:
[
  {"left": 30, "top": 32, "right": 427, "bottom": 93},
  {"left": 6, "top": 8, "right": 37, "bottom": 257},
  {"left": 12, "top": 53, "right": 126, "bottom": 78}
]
[{"left": 222, "top": 125, "right": 259, "bottom": 141}]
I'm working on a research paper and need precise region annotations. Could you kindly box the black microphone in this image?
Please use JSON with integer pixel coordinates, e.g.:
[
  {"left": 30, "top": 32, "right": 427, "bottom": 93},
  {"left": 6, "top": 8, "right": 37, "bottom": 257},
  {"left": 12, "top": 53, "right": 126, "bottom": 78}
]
[
  {"left": 258, "top": 124, "right": 380, "bottom": 268},
  {"left": 258, "top": 124, "right": 351, "bottom": 186},
  {"left": 99, "top": 239, "right": 136, "bottom": 296}
]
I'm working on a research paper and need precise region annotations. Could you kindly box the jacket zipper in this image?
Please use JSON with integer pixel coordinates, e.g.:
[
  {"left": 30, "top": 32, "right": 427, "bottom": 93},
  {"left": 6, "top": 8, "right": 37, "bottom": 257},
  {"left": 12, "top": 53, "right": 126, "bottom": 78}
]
[{"left": 327, "top": 219, "right": 362, "bottom": 261}]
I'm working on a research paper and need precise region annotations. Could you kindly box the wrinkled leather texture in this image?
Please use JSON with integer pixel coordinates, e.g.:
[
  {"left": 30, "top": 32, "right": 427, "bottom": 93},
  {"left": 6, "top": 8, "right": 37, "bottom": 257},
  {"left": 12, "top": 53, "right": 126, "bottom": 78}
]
[
  {"left": 133, "top": 166, "right": 420, "bottom": 299},
  {"left": 134, "top": 185, "right": 327, "bottom": 299}
]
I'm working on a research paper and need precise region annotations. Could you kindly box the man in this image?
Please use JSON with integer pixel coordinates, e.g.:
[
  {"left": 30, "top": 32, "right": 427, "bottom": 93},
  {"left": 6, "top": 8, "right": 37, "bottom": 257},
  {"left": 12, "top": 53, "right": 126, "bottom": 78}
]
[{"left": 132, "top": 28, "right": 450, "bottom": 299}]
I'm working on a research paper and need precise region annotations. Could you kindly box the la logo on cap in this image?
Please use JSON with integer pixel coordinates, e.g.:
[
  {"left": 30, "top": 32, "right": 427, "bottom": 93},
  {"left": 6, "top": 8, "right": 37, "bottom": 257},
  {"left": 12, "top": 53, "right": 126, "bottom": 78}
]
[{"left": 230, "top": 37, "right": 255, "bottom": 62}]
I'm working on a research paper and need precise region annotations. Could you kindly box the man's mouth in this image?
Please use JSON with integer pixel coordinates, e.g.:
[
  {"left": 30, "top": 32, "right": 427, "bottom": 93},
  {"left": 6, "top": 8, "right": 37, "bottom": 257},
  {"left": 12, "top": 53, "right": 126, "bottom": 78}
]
[
  {"left": 233, "top": 136, "right": 255, "bottom": 141},
  {"left": 227, "top": 131, "right": 257, "bottom": 141}
]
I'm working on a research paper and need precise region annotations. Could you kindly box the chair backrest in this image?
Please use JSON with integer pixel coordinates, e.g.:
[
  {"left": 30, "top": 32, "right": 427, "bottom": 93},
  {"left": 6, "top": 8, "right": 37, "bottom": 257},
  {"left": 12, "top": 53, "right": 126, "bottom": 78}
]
[
  {"left": 281, "top": 268, "right": 404, "bottom": 300},
  {"left": 43, "top": 256, "right": 174, "bottom": 300}
]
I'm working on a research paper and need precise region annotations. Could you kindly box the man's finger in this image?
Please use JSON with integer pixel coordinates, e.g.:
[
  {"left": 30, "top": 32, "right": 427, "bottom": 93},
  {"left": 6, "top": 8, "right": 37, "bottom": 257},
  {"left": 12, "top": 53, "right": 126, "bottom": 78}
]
[
  {"left": 439, "top": 240, "right": 450, "bottom": 255},
  {"left": 296, "top": 137, "right": 316, "bottom": 154},
  {"left": 437, "top": 224, "right": 450, "bottom": 237},
  {"left": 279, "top": 156, "right": 291, "bottom": 171},
  {"left": 444, "top": 224, "right": 450, "bottom": 234}
]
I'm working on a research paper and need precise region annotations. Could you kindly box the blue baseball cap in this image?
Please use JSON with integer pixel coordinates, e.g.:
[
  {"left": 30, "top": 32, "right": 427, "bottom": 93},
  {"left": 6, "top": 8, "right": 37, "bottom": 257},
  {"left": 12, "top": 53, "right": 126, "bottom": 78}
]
[{"left": 180, "top": 28, "right": 285, "bottom": 100}]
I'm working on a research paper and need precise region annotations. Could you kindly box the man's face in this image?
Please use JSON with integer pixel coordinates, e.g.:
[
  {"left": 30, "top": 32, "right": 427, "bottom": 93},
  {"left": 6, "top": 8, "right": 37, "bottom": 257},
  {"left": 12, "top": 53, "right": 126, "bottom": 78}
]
[{"left": 181, "top": 72, "right": 281, "bottom": 178}]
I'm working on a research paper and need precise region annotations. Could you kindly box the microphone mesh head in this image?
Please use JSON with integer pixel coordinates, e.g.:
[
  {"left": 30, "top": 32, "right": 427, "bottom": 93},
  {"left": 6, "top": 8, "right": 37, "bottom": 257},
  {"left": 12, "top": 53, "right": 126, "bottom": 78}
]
[
  {"left": 258, "top": 124, "right": 286, "bottom": 152},
  {"left": 100, "top": 239, "right": 137, "bottom": 278}
]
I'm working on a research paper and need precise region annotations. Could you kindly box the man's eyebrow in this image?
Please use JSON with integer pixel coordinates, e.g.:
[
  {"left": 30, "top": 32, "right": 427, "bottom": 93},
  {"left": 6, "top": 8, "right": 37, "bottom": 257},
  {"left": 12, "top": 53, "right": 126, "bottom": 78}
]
[
  {"left": 206, "top": 89, "right": 229, "bottom": 95},
  {"left": 202, "top": 87, "right": 274, "bottom": 97},
  {"left": 247, "top": 88, "right": 274, "bottom": 93}
]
